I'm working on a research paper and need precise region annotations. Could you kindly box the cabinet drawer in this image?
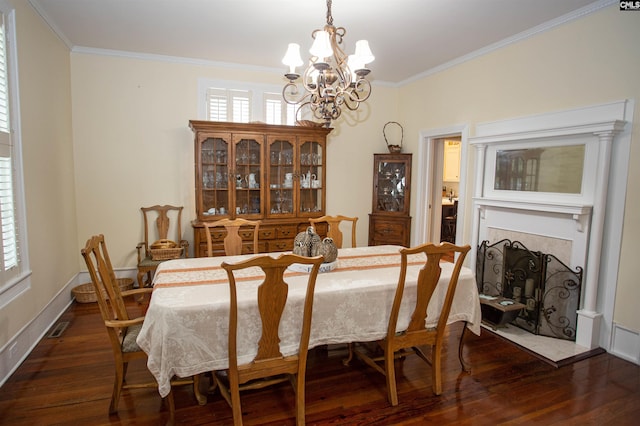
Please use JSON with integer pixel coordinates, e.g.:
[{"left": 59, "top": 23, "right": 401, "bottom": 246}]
[
  {"left": 258, "top": 228, "right": 276, "bottom": 240},
  {"left": 368, "top": 214, "right": 411, "bottom": 247},
  {"left": 268, "top": 239, "right": 294, "bottom": 252},
  {"left": 201, "top": 228, "right": 255, "bottom": 242},
  {"left": 197, "top": 241, "right": 267, "bottom": 257},
  {"left": 276, "top": 226, "right": 297, "bottom": 239},
  {"left": 371, "top": 222, "right": 406, "bottom": 239}
]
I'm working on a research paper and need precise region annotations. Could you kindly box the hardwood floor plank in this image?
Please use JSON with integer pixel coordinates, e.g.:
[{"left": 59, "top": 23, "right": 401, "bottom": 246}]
[{"left": 0, "top": 300, "right": 638, "bottom": 425}]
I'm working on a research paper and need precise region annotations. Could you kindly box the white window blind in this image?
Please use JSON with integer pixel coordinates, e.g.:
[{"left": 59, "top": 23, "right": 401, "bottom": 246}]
[
  {"left": 264, "top": 92, "right": 282, "bottom": 125},
  {"left": 206, "top": 88, "right": 227, "bottom": 121},
  {"left": 206, "top": 88, "right": 252, "bottom": 123},
  {"left": 0, "top": 4, "right": 28, "bottom": 306},
  {"left": 0, "top": 15, "right": 7, "bottom": 133},
  {"left": 286, "top": 103, "right": 297, "bottom": 126},
  {"left": 0, "top": 156, "right": 16, "bottom": 270},
  {"left": 0, "top": 11, "right": 16, "bottom": 274},
  {"left": 231, "top": 90, "right": 250, "bottom": 123}
]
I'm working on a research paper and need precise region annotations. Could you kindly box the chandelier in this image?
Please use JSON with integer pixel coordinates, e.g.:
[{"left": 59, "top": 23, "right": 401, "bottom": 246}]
[{"left": 281, "top": 0, "right": 374, "bottom": 127}]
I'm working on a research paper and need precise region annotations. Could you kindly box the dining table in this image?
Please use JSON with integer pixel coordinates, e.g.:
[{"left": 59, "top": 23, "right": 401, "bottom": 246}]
[{"left": 136, "top": 244, "right": 482, "bottom": 398}]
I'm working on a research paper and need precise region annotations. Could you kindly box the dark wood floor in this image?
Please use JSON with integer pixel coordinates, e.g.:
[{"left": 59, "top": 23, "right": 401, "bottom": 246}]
[{"left": 1, "top": 300, "right": 639, "bottom": 425}]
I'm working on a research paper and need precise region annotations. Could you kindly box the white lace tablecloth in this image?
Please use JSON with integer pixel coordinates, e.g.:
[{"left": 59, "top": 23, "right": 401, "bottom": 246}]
[{"left": 137, "top": 245, "right": 481, "bottom": 397}]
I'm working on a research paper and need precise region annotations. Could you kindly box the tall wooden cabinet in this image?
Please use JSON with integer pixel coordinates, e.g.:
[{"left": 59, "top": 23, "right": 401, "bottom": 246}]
[
  {"left": 368, "top": 153, "right": 412, "bottom": 247},
  {"left": 189, "top": 121, "right": 331, "bottom": 257}
]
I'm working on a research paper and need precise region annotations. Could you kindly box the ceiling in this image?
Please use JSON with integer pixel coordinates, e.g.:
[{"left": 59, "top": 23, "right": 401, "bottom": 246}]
[{"left": 28, "top": 0, "right": 608, "bottom": 84}]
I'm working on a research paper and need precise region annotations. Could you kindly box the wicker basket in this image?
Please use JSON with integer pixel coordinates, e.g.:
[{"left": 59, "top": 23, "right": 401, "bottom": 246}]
[
  {"left": 72, "top": 278, "right": 134, "bottom": 303},
  {"left": 383, "top": 121, "right": 403, "bottom": 153},
  {"left": 149, "top": 239, "right": 183, "bottom": 261}
]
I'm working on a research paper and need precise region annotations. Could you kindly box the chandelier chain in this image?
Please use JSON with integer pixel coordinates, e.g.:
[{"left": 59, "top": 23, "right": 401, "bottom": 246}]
[{"left": 326, "top": 0, "right": 333, "bottom": 26}]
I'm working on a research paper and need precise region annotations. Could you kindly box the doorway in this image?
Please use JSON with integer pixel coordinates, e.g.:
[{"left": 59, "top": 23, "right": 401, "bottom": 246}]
[{"left": 413, "top": 126, "right": 469, "bottom": 247}]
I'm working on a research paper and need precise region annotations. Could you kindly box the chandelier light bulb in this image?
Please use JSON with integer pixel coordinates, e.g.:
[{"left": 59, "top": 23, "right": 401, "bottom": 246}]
[
  {"left": 309, "top": 30, "right": 333, "bottom": 60},
  {"left": 282, "top": 43, "right": 303, "bottom": 74},
  {"left": 347, "top": 55, "right": 364, "bottom": 82},
  {"left": 354, "top": 40, "right": 374, "bottom": 65}
]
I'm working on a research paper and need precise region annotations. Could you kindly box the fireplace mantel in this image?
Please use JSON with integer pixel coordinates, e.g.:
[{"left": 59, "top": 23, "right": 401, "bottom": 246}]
[
  {"left": 469, "top": 100, "right": 630, "bottom": 350},
  {"left": 474, "top": 198, "right": 592, "bottom": 232}
]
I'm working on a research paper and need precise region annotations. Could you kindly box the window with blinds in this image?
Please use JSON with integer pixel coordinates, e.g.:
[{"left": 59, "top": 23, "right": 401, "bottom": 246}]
[
  {"left": 0, "top": 11, "right": 16, "bottom": 274},
  {"left": 202, "top": 82, "right": 296, "bottom": 125},
  {"left": 0, "top": 4, "right": 28, "bottom": 305},
  {"left": 206, "top": 88, "right": 251, "bottom": 123}
]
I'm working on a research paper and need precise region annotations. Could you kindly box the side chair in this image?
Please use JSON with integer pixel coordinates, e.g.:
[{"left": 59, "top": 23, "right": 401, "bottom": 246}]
[
  {"left": 136, "top": 205, "right": 189, "bottom": 287},
  {"left": 349, "top": 242, "right": 471, "bottom": 406},
  {"left": 214, "top": 253, "right": 324, "bottom": 426},
  {"left": 82, "top": 234, "right": 203, "bottom": 425},
  {"left": 309, "top": 214, "right": 358, "bottom": 248},
  {"left": 203, "top": 218, "right": 261, "bottom": 256}
]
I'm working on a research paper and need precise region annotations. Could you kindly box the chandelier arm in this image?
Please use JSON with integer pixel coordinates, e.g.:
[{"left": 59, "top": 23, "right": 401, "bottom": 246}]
[{"left": 283, "top": 82, "right": 313, "bottom": 105}]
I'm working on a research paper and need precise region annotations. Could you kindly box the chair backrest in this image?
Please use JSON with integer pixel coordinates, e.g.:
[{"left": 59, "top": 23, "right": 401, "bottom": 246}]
[
  {"left": 81, "top": 234, "right": 131, "bottom": 349},
  {"left": 309, "top": 215, "right": 358, "bottom": 248},
  {"left": 221, "top": 253, "right": 323, "bottom": 383},
  {"left": 203, "top": 218, "right": 261, "bottom": 256},
  {"left": 141, "top": 205, "right": 184, "bottom": 250},
  {"left": 388, "top": 242, "right": 470, "bottom": 343}
]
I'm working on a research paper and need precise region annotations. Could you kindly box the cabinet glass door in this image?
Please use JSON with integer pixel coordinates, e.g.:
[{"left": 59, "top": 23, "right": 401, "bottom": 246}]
[
  {"left": 266, "top": 137, "right": 295, "bottom": 217},
  {"left": 299, "top": 140, "right": 323, "bottom": 216},
  {"left": 233, "top": 135, "right": 263, "bottom": 217},
  {"left": 201, "top": 135, "right": 230, "bottom": 218},
  {"left": 375, "top": 159, "right": 407, "bottom": 214}
]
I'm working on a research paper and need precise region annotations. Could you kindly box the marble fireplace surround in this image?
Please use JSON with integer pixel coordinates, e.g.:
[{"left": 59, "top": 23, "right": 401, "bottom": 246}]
[{"left": 469, "top": 101, "right": 630, "bottom": 352}]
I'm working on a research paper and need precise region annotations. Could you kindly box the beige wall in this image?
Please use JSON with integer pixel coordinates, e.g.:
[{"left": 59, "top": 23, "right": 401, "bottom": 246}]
[
  {"left": 398, "top": 5, "right": 640, "bottom": 330},
  {"left": 0, "top": 2, "right": 76, "bottom": 347}
]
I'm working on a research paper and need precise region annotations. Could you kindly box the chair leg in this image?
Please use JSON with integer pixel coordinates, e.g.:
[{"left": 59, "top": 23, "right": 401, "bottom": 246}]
[
  {"left": 432, "top": 342, "right": 443, "bottom": 395},
  {"left": 458, "top": 323, "right": 471, "bottom": 373},
  {"left": 110, "top": 361, "right": 125, "bottom": 414},
  {"left": 230, "top": 384, "right": 243, "bottom": 426},
  {"left": 295, "top": 373, "right": 306, "bottom": 426},
  {"left": 342, "top": 342, "right": 354, "bottom": 366},
  {"left": 165, "top": 389, "right": 176, "bottom": 426},
  {"left": 385, "top": 348, "right": 399, "bottom": 406},
  {"left": 193, "top": 374, "right": 207, "bottom": 405}
]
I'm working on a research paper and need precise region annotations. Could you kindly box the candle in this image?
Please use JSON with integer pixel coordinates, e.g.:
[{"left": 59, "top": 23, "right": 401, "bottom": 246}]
[
  {"left": 525, "top": 278, "right": 534, "bottom": 297},
  {"left": 512, "top": 286, "right": 522, "bottom": 301}
]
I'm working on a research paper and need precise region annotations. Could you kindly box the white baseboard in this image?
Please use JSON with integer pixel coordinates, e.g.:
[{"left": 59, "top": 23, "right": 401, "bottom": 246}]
[
  {"left": 0, "top": 274, "right": 79, "bottom": 387},
  {"left": 610, "top": 322, "right": 640, "bottom": 365},
  {"left": 0, "top": 267, "right": 140, "bottom": 387}
]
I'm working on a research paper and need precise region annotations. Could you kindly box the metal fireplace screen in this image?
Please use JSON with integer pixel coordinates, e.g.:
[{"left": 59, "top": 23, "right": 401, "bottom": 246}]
[{"left": 476, "top": 239, "right": 583, "bottom": 341}]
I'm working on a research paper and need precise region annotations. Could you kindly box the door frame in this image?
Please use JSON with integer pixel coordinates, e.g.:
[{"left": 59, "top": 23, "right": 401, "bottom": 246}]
[{"left": 414, "top": 125, "right": 470, "bottom": 246}]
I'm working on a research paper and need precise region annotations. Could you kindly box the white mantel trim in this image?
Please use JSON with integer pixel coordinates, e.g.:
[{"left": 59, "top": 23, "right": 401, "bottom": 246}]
[{"left": 470, "top": 120, "right": 626, "bottom": 145}]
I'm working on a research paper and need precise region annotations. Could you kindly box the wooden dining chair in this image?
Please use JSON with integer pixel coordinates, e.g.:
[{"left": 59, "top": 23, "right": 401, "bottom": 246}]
[
  {"left": 349, "top": 242, "right": 470, "bottom": 406},
  {"left": 309, "top": 215, "right": 358, "bottom": 248},
  {"left": 203, "top": 218, "right": 261, "bottom": 256},
  {"left": 82, "top": 234, "right": 203, "bottom": 424},
  {"left": 214, "top": 253, "right": 324, "bottom": 426},
  {"left": 136, "top": 205, "right": 189, "bottom": 287}
]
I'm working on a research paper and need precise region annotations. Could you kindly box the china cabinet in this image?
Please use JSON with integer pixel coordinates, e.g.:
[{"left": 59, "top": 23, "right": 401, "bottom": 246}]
[
  {"left": 368, "top": 153, "right": 412, "bottom": 247},
  {"left": 189, "top": 121, "right": 331, "bottom": 257}
]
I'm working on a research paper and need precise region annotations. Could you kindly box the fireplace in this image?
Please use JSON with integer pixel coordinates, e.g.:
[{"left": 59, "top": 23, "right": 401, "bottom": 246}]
[
  {"left": 476, "top": 239, "right": 583, "bottom": 341},
  {"left": 468, "top": 101, "right": 628, "bottom": 350}
]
